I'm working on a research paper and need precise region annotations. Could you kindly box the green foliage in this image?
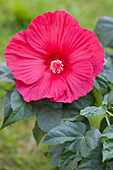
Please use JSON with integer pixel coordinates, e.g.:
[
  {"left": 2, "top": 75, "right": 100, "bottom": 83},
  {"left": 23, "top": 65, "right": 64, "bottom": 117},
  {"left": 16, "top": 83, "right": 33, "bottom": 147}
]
[
  {"left": 102, "top": 138, "right": 113, "bottom": 162},
  {"left": 37, "top": 105, "right": 64, "bottom": 132},
  {"left": 94, "top": 16, "right": 113, "bottom": 48},
  {"left": 43, "top": 121, "right": 101, "bottom": 169},
  {"left": 1, "top": 2, "right": 113, "bottom": 170},
  {"left": 102, "top": 125, "right": 113, "bottom": 138},
  {"left": 32, "top": 121, "right": 46, "bottom": 145},
  {"left": 78, "top": 146, "right": 113, "bottom": 169},
  {"left": 80, "top": 106, "right": 106, "bottom": 117}
]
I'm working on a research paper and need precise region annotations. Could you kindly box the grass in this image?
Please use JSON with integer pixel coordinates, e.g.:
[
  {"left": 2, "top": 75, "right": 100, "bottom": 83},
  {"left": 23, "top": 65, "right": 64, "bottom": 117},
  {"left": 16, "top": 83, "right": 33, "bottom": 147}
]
[{"left": 0, "top": 0, "right": 113, "bottom": 169}]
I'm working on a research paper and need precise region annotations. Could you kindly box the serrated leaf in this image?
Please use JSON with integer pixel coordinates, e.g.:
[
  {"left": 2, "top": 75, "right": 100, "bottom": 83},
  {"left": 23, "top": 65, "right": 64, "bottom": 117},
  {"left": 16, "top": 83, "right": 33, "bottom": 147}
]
[
  {"left": 0, "top": 62, "right": 14, "bottom": 82},
  {"left": 80, "top": 106, "right": 106, "bottom": 117},
  {"left": 3, "top": 88, "right": 37, "bottom": 126},
  {"left": 78, "top": 146, "right": 113, "bottom": 169},
  {"left": 37, "top": 105, "right": 65, "bottom": 132},
  {"left": 43, "top": 121, "right": 101, "bottom": 147},
  {"left": 32, "top": 122, "right": 45, "bottom": 145},
  {"left": 60, "top": 128, "right": 101, "bottom": 170},
  {"left": 43, "top": 121, "right": 101, "bottom": 169},
  {"left": 102, "top": 125, "right": 113, "bottom": 138},
  {"left": 103, "top": 138, "right": 113, "bottom": 162},
  {"left": 94, "top": 16, "right": 113, "bottom": 48}
]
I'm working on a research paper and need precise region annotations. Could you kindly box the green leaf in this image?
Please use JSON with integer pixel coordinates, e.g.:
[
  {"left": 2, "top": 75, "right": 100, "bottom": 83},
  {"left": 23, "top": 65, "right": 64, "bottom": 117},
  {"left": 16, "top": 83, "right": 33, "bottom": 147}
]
[
  {"left": 1, "top": 104, "right": 13, "bottom": 129},
  {"left": 80, "top": 106, "right": 106, "bottom": 117},
  {"left": 94, "top": 73, "right": 108, "bottom": 96},
  {"left": 0, "top": 91, "right": 11, "bottom": 117},
  {"left": 3, "top": 88, "right": 37, "bottom": 126},
  {"left": 43, "top": 121, "right": 101, "bottom": 169},
  {"left": 60, "top": 128, "right": 101, "bottom": 170},
  {"left": 47, "top": 145, "right": 63, "bottom": 169},
  {"left": 32, "top": 121, "right": 46, "bottom": 145},
  {"left": 0, "top": 62, "right": 14, "bottom": 82},
  {"left": 43, "top": 121, "right": 101, "bottom": 148},
  {"left": 64, "top": 92, "right": 95, "bottom": 117},
  {"left": 92, "top": 87, "right": 102, "bottom": 106},
  {"left": 104, "top": 91, "right": 113, "bottom": 106},
  {"left": 94, "top": 16, "right": 113, "bottom": 48},
  {"left": 103, "top": 138, "right": 113, "bottom": 162},
  {"left": 78, "top": 146, "right": 113, "bottom": 169},
  {"left": 37, "top": 105, "right": 65, "bottom": 132},
  {"left": 103, "top": 56, "right": 113, "bottom": 84},
  {"left": 102, "top": 125, "right": 113, "bottom": 138}
]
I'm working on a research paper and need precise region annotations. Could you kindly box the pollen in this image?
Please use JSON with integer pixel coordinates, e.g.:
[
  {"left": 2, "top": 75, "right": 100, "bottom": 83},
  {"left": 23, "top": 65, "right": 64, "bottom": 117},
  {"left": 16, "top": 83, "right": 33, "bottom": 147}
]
[{"left": 50, "top": 60, "right": 64, "bottom": 74}]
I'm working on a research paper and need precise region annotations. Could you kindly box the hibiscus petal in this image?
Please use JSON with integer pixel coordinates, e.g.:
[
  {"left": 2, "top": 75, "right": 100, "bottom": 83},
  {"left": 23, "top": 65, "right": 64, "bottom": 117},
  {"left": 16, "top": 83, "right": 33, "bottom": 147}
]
[
  {"left": 5, "top": 31, "right": 48, "bottom": 84},
  {"left": 56, "top": 61, "right": 94, "bottom": 103},
  {"left": 63, "top": 27, "right": 105, "bottom": 78},
  {"left": 27, "top": 10, "right": 80, "bottom": 55},
  {"left": 15, "top": 73, "right": 67, "bottom": 102}
]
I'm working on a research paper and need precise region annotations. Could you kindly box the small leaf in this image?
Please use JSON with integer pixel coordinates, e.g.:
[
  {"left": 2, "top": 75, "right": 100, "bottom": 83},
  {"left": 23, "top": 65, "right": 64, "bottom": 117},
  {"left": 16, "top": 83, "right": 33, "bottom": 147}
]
[
  {"left": 0, "top": 62, "right": 14, "bottom": 82},
  {"left": 78, "top": 146, "right": 113, "bottom": 169},
  {"left": 80, "top": 106, "right": 106, "bottom": 117},
  {"left": 102, "top": 125, "right": 113, "bottom": 138},
  {"left": 3, "top": 88, "right": 36, "bottom": 126},
  {"left": 102, "top": 138, "right": 113, "bottom": 162},
  {"left": 94, "top": 16, "right": 113, "bottom": 48},
  {"left": 37, "top": 105, "right": 65, "bottom": 132},
  {"left": 32, "top": 121, "right": 46, "bottom": 145}
]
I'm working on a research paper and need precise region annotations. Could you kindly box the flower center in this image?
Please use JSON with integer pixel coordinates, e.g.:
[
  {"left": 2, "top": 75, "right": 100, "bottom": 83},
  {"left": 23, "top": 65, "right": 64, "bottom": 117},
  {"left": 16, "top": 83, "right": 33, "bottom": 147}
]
[{"left": 50, "top": 60, "right": 64, "bottom": 74}]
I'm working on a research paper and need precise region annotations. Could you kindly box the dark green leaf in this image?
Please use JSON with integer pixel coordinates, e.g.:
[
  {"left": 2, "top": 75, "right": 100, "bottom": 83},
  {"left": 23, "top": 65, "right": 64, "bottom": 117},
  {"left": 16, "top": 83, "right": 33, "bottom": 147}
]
[
  {"left": 103, "top": 138, "right": 113, "bottom": 162},
  {"left": 0, "top": 62, "right": 14, "bottom": 82},
  {"left": 80, "top": 106, "right": 106, "bottom": 117},
  {"left": 94, "top": 16, "right": 113, "bottom": 48},
  {"left": 32, "top": 122, "right": 46, "bottom": 145},
  {"left": 43, "top": 121, "right": 101, "bottom": 148},
  {"left": 94, "top": 73, "right": 108, "bottom": 96},
  {"left": 60, "top": 128, "right": 101, "bottom": 170},
  {"left": 78, "top": 146, "right": 113, "bottom": 169},
  {"left": 104, "top": 91, "right": 113, "bottom": 106},
  {"left": 1, "top": 104, "right": 13, "bottom": 129},
  {"left": 37, "top": 105, "right": 65, "bottom": 132},
  {"left": 103, "top": 56, "right": 113, "bottom": 84},
  {"left": 64, "top": 92, "right": 95, "bottom": 117},
  {"left": 3, "top": 88, "right": 37, "bottom": 126},
  {"left": 47, "top": 145, "right": 63, "bottom": 169},
  {"left": 102, "top": 125, "right": 113, "bottom": 138},
  {"left": 43, "top": 121, "right": 86, "bottom": 145}
]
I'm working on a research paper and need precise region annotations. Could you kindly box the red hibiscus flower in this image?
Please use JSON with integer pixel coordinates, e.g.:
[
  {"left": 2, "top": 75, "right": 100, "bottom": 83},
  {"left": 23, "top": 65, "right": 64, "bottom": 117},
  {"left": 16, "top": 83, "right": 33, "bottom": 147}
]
[{"left": 5, "top": 10, "right": 105, "bottom": 103}]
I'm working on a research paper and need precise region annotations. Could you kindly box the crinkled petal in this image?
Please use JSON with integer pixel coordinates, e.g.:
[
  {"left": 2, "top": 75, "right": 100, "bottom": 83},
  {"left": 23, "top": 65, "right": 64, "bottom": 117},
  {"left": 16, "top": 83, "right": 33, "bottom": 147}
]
[
  {"left": 15, "top": 72, "right": 67, "bottom": 102},
  {"left": 63, "top": 27, "right": 105, "bottom": 78},
  {"left": 5, "top": 31, "right": 48, "bottom": 84},
  {"left": 27, "top": 10, "right": 80, "bottom": 55},
  {"left": 56, "top": 61, "right": 94, "bottom": 103}
]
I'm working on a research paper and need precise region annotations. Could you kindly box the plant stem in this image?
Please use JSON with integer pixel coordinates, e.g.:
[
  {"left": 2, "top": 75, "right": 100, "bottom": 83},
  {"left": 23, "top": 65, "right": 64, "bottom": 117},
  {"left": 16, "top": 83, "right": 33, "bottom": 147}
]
[
  {"left": 106, "top": 110, "right": 113, "bottom": 117},
  {"left": 105, "top": 114, "right": 110, "bottom": 126}
]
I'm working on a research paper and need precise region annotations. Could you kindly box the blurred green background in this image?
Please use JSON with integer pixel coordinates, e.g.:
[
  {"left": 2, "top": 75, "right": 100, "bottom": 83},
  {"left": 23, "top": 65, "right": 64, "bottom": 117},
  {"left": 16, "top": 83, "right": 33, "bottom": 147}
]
[{"left": 0, "top": 0, "right": 113, "bottom": 169}]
